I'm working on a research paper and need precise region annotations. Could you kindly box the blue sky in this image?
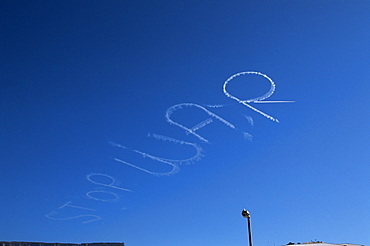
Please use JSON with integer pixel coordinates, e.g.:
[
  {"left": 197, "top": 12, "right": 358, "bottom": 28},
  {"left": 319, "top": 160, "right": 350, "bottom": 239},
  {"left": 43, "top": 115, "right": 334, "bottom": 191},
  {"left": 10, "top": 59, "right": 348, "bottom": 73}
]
[{"left": 1, "top": 1, "right": 369, "bottom": 246}]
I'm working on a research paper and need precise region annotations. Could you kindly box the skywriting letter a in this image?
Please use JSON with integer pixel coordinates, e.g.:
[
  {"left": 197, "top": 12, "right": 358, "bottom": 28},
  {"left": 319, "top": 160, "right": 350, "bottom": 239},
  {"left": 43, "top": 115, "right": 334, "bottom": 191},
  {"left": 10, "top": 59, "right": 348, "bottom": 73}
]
[{"left": 166, "top": 103, "right": 236, "bottom": 143}]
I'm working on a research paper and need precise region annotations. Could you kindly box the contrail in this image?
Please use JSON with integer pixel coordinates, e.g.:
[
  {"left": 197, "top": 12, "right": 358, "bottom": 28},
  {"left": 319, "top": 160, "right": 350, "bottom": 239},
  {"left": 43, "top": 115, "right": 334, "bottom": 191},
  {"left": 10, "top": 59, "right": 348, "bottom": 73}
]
[
  {"left": 203, "top": 104, "right": 229, "bottom": 108},
  {"left": 223, "top": 71, "right": 294, "bottom": 122},
  {"left": 244, "top": 115, "right": 254, "bottom": 126},
  {"left": 253, "top": 100, "right": 295, "bottom": 103},
  {"left": 190, "top": 118, "right": 213, "bottom": 133},
  {"left": 111, "top": 133, "right": 203, "bottom": 176},
  {"left": 166, "top": 103, "right": 236, "bottom": 143},
  {"left": 86, "top": 173, "right": 132, "bottom": 192},
  {"left": 223, "top": 71, "right": 276, "bottom": 102}
]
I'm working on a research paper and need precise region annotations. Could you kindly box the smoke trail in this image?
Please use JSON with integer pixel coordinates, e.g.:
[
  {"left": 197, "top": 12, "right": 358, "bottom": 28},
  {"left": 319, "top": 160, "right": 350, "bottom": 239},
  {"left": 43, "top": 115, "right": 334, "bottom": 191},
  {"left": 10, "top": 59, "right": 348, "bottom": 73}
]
[
  {"left": 223, "top": 71, "right": 279, "bottom": 122},
  {"left": 203, "top": 104, "right": 230, "bottom": 108},
  {"left": 243, "top": 132, "right": 253, "bottom": 141},
  {"left": 111, "top": 134, "right": 203, "bottom": 176},
  {"left": 45, "top": 201, "right": 101, "bottom": 224},
  {"left": 166, "top": 103, "right": 236, "bottom": 143},
  {"left": 148, "top": 133, "right": 203, "bottom": 164},
  {"left": 86, "top": 173, "right": 132, "bottom": 192},
  {"left": 45, "top": 212, "right": 101, "bottom": 224},
  {"left": 244, "top": 115, "right": 254, "bottom": 126},
  {"left": 189, "top": 118, "right": 213, "bottom": 133},
  {"left": 253, "top": 101, "right": 295, "bottom": 103}
]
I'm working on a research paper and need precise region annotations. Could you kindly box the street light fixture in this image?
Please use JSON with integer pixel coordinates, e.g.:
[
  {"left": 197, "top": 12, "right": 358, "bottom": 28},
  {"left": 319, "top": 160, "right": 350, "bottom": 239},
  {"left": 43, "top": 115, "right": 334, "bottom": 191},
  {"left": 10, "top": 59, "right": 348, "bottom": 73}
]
[{"left": 241, "top": 209, "right": 253, "bottom": 246}]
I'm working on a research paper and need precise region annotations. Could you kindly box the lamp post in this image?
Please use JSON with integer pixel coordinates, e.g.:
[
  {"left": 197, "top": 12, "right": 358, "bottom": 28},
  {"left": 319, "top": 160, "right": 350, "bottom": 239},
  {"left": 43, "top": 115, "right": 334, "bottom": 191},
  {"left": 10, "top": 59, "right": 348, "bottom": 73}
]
[{"left": 241, "top": 209, "right": 253, "bottom": 246}]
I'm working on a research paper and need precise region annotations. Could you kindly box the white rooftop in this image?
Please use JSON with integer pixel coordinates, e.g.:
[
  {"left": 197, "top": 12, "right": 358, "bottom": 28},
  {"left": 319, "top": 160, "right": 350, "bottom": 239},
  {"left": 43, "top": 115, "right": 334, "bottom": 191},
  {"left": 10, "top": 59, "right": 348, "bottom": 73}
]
[{"left": 284, "top": 243, "right": 365, "bottom": 246}]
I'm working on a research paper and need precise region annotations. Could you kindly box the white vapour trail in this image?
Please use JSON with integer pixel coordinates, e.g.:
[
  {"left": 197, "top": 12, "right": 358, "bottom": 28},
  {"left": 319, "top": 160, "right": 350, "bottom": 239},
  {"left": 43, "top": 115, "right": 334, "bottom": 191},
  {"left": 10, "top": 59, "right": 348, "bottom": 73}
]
[
  {"left": 253, "top": 101, "right": 295, "bottom": 103},
  {"left": 223, "top": 71, "right": 280, "bottom": 123},
  {"left": 148, "top": 133, "right": 203, "bottom": 165},
  {"left": 45, "top": 212, "right": 101, "bottom": 224},
  {"left": 86, "top": 173, "right": 132, "bottom": 192},
  {"left": 166, "top": 103, "right": 236, "bottom": 143},
  {"left": 114, "top": 158, "right": 179, "bottom": 176},
  {"left": 190, "top": 118, "right": 213, "bottom": 133},
  {"left": 109, "top": 142, "right": 127, "bottom": 149},
  {"left": 111, "top": 134, "right": 203, "bottom": 176},
  {"left": 244, "top": 115, "right": 254, "bottom": 126},
  {"left": 45, "top": 201, "right": 101, "bottom": 224},
  {"left": 243, "top": 132, "right": 253, "bottom": 141},
  {"left": 58, "top": 201, "right": 96, "bottom": 211},
  {"left": 203, "top": 104, "right": 229, "bottom": 108}
]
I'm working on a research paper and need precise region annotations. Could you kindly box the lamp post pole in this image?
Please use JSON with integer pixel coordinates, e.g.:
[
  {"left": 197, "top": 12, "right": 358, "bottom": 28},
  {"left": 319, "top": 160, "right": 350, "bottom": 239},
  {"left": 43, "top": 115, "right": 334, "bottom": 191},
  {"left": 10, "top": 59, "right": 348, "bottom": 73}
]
[{"left": 241, "top": 209, "right": 253, "bottom": 246}]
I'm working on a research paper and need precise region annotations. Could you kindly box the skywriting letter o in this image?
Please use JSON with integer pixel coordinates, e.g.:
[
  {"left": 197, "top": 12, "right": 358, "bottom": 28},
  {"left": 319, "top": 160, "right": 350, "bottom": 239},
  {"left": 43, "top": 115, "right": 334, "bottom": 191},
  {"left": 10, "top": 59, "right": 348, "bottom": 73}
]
[{"left": 86, "top": 190, "right": 119, "bottom": 201}]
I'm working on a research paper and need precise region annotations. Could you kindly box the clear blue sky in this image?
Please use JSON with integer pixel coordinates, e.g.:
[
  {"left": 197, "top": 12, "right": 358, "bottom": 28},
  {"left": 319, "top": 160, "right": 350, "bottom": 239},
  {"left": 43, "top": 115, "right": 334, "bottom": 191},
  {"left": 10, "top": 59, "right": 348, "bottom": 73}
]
[{"left": 1, "top": 1, "right": 369, "bottom": 246}]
